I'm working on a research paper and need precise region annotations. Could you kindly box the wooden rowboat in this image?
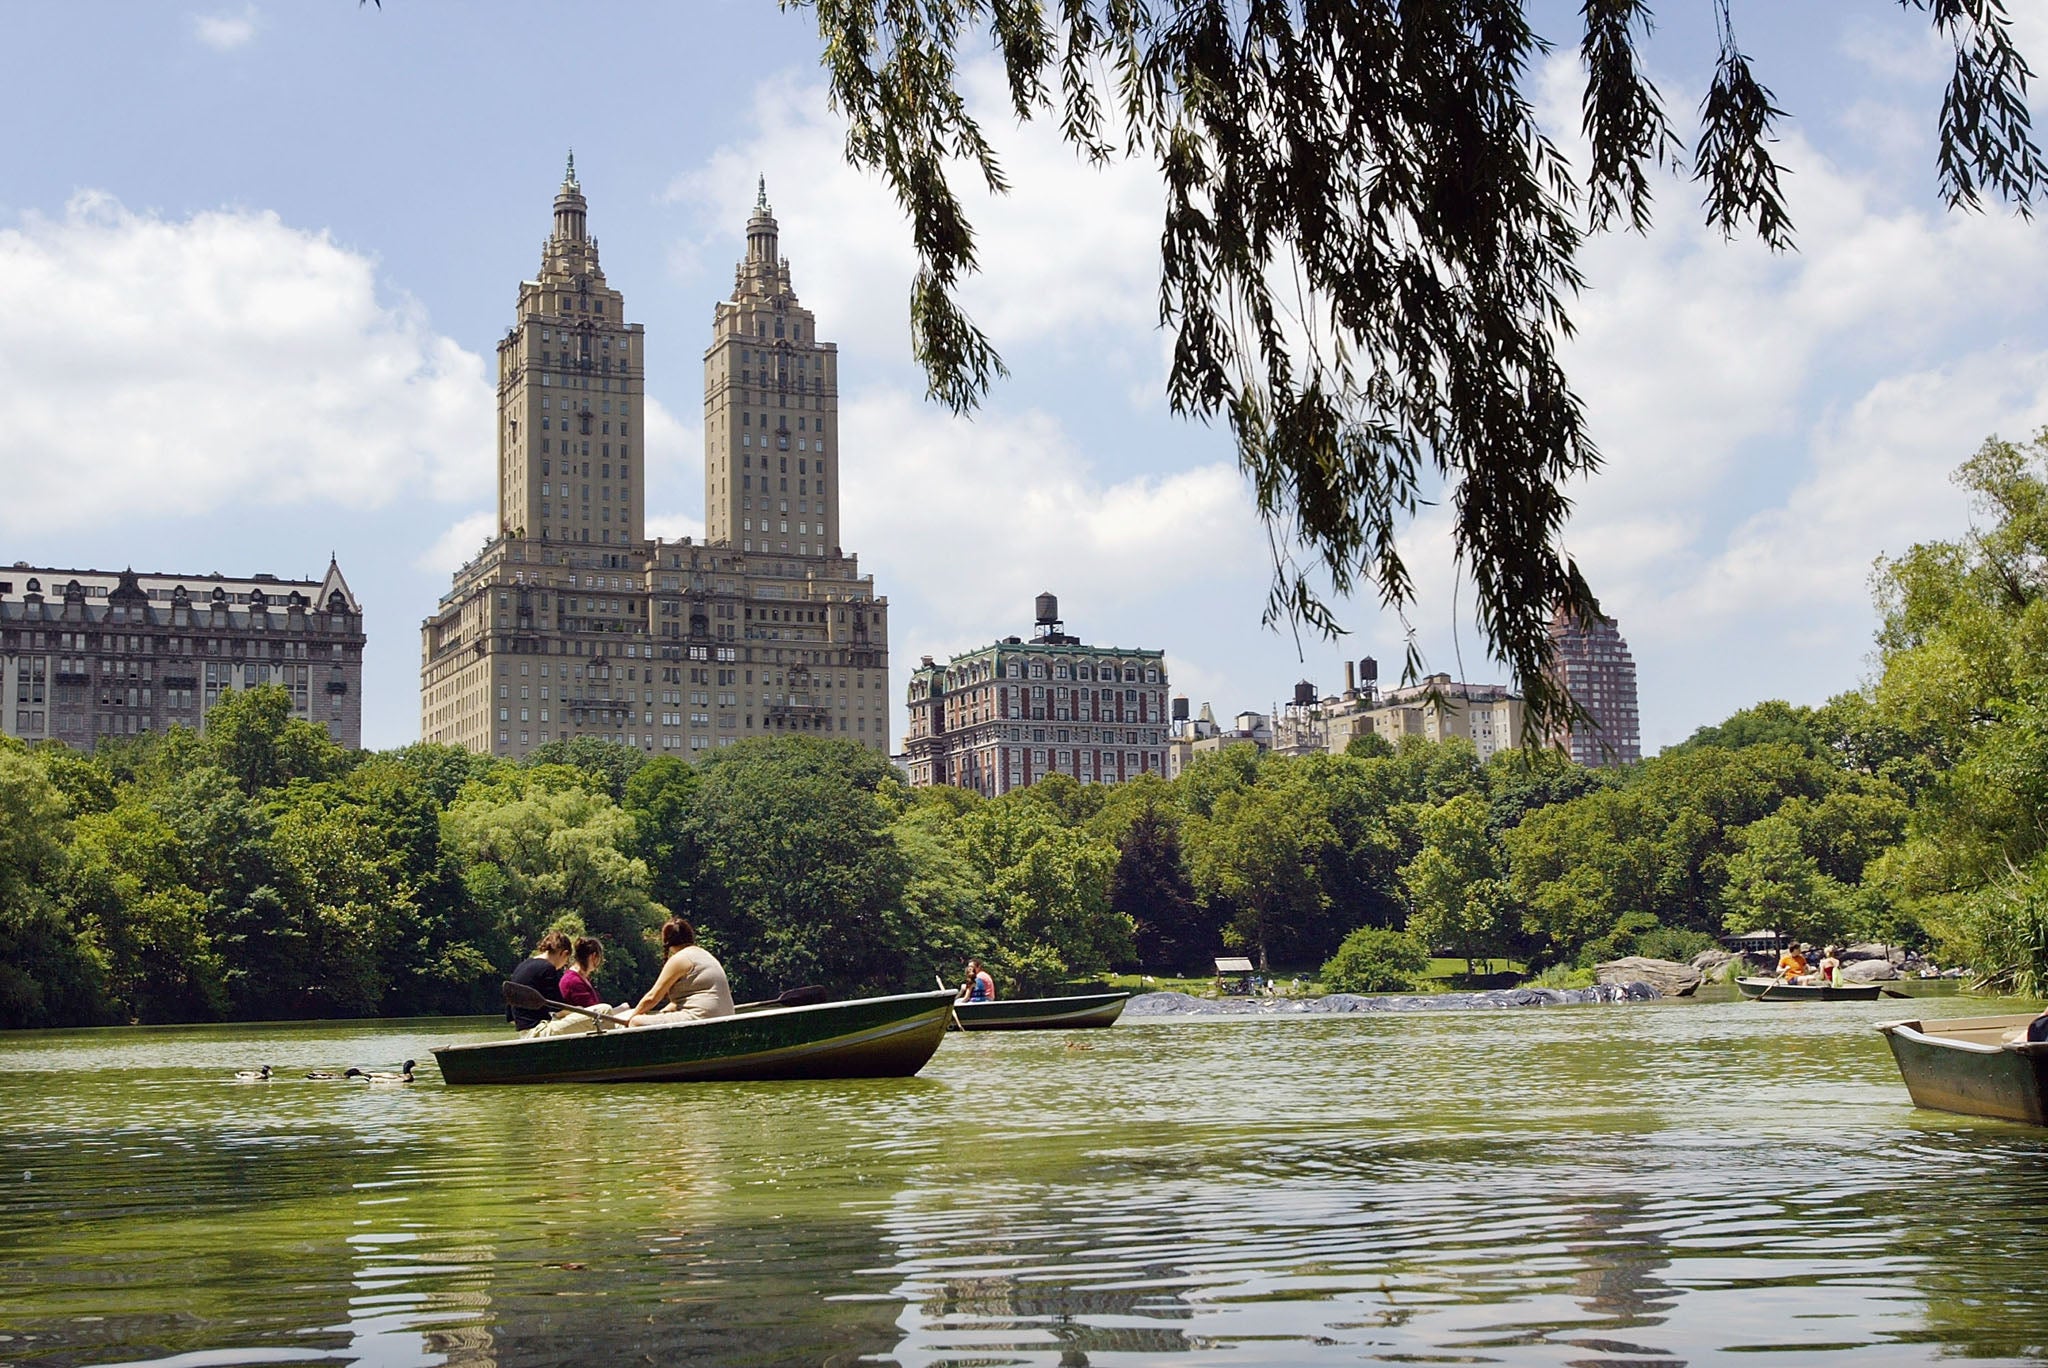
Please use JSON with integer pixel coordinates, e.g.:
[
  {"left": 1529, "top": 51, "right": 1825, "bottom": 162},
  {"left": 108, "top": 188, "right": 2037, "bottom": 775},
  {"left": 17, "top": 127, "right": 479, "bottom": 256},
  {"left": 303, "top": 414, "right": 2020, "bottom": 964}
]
[
  {"left": 432, "top": 989, "right": 956, "bottom": 1085},
  {"left": 1736, "top": 976, "right": 1883, "bottom": 1001},
  {"left": 951, "top": 991, "right": 1129, "bottom": 1031},
  {"left": 1877, "top": 1014, "right": 2048, "bottom": 1124}
]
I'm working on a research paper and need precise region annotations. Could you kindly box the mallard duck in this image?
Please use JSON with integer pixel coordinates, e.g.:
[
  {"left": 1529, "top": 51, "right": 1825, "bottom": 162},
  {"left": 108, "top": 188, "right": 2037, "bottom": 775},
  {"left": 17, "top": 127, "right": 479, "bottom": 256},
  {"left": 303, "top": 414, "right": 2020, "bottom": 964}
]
[
  {"left": 351, "top": 1060, "right": 416, "bottom": 1083},
  {"left": 303, "top": 1070, "right": 348, "bottom": 1080},
  {"left": 233, "top": 1065, "right": 273, "bottom": 1081}
]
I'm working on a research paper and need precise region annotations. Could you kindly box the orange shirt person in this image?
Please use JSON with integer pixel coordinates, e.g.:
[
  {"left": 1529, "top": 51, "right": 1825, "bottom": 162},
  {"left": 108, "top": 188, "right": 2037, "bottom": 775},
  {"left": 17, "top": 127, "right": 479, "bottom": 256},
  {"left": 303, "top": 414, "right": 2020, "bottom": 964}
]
[{"left": 1775, "top": 946, "right": 1808, "bottom": 980}]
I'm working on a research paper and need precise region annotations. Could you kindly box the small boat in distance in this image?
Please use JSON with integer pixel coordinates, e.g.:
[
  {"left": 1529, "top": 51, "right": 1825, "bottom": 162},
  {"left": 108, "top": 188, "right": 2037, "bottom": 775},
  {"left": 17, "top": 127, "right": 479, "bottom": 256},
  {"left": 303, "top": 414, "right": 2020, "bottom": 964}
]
[
  {"left": 1877, "top": 1014, "right": 2048, "bottom": 1124},
  {"left": 952, "top": 991, "right": 1130, "bottom": 1031},
  {"left": 433, "top": 989, "right": 956, "bottom": 1085},
  {"left": 1737, "top": 977, "right": 1884, "bottom": 1001}
]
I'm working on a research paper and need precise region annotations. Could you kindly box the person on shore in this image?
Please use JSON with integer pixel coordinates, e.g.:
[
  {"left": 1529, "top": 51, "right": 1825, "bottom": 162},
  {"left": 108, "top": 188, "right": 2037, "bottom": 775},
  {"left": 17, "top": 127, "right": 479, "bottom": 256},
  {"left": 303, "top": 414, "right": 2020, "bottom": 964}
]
[
  {"left": 507, "top": 930, "right": 573, "bottom": 1031},
  {"left": 621, "top": 918, "right": 733, "bottom": 1025},
  {"left": 957, "top": 958, "right": 995, "bottom": 1003}
]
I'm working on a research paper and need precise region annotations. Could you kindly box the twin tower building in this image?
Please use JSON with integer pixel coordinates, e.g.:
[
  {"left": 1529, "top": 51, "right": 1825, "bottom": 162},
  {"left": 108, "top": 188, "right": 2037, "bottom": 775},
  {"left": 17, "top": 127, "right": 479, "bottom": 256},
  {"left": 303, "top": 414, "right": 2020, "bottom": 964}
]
[{"left": 420, "top": 160, "right": 891, "bottom": 758}]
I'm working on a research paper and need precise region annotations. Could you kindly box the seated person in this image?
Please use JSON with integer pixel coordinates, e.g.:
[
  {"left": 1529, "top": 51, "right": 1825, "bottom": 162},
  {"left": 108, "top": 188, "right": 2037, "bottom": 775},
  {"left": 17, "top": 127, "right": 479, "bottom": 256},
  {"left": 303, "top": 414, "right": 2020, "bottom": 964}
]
[
  {"left": 2030, "top": 1010, "right": 2048, "bottom": 1044},
  {"left": 527, "top": 936, "right": 617, "bottom": 1038},
  {"left": 1812, "top": 946, "right": 1842, "bottom": 987},
  {"left": 958, "top": 958, "right": 995, "bottom": 1003},
  {"left": 1776, "top": 945, "right": 1809, "bottom": 981},
  {"left": 506, "top": 930, "right": 573, "bottom": 1031},
  {"left": 621, "top": 917, "right": 734, "bottom": 1025}
]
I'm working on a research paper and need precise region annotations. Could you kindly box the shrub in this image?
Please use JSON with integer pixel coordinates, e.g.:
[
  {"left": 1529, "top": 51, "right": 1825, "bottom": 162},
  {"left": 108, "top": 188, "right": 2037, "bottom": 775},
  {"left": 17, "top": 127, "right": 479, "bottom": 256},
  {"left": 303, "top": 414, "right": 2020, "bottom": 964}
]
[
  {"left": 1321, "top": 927, "right": 1429, "bottom": 993},
  {"left": 1525, "top": 962, "right": 1596, "bottom": 989},
  {"left": 1637, "top": 926, "right": 1716, "bottom": 964}
]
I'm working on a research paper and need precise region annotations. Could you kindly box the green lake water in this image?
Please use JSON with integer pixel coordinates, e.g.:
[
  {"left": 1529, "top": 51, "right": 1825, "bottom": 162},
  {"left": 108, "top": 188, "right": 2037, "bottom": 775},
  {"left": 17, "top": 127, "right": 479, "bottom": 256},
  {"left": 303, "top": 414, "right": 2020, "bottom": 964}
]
[{"left": 3, "top": 993, "right": 2047, "bottom": 1367}]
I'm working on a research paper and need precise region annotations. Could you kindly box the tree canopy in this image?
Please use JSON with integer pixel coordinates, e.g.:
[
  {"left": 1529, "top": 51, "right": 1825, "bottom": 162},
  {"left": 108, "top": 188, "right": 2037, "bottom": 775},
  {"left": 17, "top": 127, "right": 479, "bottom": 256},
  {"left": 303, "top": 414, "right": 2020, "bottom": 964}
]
[{"left": 799, "top": 0, "right": 2044, "bottom": 732}]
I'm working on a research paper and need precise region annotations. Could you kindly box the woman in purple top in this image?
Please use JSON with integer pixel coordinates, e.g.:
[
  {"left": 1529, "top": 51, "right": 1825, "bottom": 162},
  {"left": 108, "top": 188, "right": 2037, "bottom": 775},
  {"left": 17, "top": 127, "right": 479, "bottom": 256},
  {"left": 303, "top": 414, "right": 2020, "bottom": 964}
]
[{"left": 558, "top": 936, "right": 605, "bottom": 1008}]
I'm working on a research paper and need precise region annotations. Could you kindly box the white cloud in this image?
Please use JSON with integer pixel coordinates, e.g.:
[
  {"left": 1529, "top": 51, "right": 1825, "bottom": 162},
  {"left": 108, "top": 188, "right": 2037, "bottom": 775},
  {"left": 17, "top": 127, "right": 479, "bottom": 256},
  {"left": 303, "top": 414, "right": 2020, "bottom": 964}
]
[
  {"left": 665, "top": 62, "right": 1165, "bottom": 384},
  {"left": 839, "top": 388, "right": 1262, "bottom": 650},
  {"left": 190, "top": 6, "right": 257, "bottom": 52},
  {"left": 0, "top": 193, "right": 493, "bottom": 537},
  {"left": 416, "top": 510, "right": 497, "bottom": 574}
]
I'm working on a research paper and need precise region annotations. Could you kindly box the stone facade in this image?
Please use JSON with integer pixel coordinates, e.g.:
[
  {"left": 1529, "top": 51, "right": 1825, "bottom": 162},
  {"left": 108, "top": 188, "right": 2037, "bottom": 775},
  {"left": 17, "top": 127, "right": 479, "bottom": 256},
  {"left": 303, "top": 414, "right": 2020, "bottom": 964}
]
[
  {"left": 1, "top": 560, "right": 365, "bottom": 750},
  {"left": 421, "top": 164, "right": 891, "bottom": 760},
  {"left": 1543, "top": 607, "right": 1642, "bottom": 767},
  {"left": 905, "top": 596, "right": 1168, "bottom": 794}
]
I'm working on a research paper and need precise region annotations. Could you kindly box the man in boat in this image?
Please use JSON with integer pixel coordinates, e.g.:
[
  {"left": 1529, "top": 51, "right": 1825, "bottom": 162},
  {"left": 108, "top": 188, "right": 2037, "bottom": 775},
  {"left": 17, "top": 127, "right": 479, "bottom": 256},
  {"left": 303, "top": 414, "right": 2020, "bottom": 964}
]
[
  {"left": 1774, "top": 943, "right": 1809, "bottom": 981},
  {"left": 957, "top": 959, "right": 995, "bottom": 1003},
  {"left": 506, "top": 930, "right": 574, "bottom": 1031}
]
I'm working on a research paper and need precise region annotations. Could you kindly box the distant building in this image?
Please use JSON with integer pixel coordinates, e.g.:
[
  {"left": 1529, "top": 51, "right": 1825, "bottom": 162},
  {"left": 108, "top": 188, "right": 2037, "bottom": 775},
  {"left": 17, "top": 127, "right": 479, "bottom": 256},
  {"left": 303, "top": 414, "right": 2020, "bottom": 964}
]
[
  {"left": 1168, "top": 701, "right": 1273, "bottom": 777},
  {"left": 1543, "top": 607, "right": 1641, "bottom": 767},
  {"left": 1, "top": 560, "right": 365, "bottom": 750},
  {"left": 1258, "top": 657, "right": 1527, "bottom": 762},
  {"left": 904, "top": 593, "right": 1168, "bottom": 794},
  {"left": 419, "top": 162, "right": 890, "bottom": 760}
]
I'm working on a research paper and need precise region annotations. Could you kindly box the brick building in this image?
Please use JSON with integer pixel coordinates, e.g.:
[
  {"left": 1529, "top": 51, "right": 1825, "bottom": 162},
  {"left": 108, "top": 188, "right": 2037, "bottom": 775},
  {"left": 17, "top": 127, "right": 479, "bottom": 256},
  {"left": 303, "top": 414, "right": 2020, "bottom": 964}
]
[
  {"left": 1543, "top": 606, "right": 1642, "bottom": 767},
  {"left": 420, "top": 163, "right": 890, "bottom": 759},
  {"left": 1, "top": 560, "right": 365, "bottom": 750},
  {"left": 904, "top": 594, "right": 1168, "bottom": 794}
]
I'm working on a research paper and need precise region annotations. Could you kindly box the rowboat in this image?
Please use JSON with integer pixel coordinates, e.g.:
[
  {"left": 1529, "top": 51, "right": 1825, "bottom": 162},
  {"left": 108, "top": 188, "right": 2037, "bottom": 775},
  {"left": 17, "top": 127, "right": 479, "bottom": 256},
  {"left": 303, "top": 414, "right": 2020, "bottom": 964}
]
[
  {"left": 1877, "top": 1014, "right": 2048, "bottom": 1124},
  {"left": 1736, "top": 976, "right": 1883, "bottom": 1001},
  {"left": 433, "top": 989, "right": 956, "bottom": 1085},
  {"left": 952, "top": 991, "right": 1130, "bottom": 1031}
]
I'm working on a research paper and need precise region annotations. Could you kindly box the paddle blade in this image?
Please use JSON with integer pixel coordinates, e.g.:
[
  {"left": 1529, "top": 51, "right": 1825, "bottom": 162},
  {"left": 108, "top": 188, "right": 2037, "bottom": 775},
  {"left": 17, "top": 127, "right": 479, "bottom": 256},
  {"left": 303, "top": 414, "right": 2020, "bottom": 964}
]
[
  {"left": 777, "top": 985, "right": 833, "bottom": 1008},
  {"left": 502, "top": 980, "right": 550, "bottom": 1011}
]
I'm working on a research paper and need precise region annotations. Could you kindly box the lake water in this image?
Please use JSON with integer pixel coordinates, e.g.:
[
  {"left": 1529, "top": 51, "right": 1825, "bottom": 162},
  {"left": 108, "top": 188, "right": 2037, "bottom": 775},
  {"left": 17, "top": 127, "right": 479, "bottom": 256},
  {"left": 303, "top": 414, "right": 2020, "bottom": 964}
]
[{"left": 2, "top": 993, "right": 2045, "bottom": 1367}]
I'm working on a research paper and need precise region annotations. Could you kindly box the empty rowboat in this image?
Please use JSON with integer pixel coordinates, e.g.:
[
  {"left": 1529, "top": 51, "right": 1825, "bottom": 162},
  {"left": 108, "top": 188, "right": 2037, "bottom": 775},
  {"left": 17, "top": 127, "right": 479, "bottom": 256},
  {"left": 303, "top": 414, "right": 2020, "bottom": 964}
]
[{"left": 1877, "top": 1014, "right": 2048, "bottom": 1125}]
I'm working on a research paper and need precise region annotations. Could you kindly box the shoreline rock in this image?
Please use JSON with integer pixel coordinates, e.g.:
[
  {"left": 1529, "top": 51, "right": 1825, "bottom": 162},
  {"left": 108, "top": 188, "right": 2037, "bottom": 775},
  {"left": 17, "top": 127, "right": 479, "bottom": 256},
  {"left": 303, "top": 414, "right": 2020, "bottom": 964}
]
[
  {"left": 1123, "top": 983, "right": 1661, "bottom": 1017},
  {"left": 1596, "top": 956, "right": 1702, "bottom": 997}
]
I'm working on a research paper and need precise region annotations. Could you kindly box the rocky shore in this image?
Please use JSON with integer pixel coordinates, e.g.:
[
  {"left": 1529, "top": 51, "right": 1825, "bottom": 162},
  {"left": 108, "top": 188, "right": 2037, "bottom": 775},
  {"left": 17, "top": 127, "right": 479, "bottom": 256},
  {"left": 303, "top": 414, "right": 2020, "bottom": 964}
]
[{"left": 1125, "top": 982, "right": 1662, "bottom": 1016}]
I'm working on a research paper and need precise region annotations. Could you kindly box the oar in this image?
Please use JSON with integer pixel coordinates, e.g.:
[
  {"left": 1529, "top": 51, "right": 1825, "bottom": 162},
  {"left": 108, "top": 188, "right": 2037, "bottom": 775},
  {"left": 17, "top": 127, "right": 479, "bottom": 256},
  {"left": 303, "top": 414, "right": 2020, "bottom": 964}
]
[
  {"left": 1880, "top": 987, "right": 1914, "bottom": 999},
  {"left": 733, "top": 985, "right": 833, "bottom": 1013},
  {"left": 936, "top": 975, "right": 965, "bottom": 1031},
  {"left": 503, "top": 981, "right": 634, "bottom": 1030}
]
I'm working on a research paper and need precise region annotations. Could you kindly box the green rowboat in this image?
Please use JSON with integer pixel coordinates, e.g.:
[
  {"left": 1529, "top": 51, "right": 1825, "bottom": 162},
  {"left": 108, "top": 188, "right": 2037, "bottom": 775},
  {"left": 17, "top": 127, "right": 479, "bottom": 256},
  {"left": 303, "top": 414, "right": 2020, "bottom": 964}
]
[
  {"left": 1878, "top": 1014, "right": 2048, "bottom": 1124},
  {"left": 433, "top": 989, "right": 956, "bottom": 1085},
  {"left": 952, "top": 991, "right": 1130, "bottom": 1031},
  {"left": 1736, "top": 976, "right": 1883, "bottom": 1001}
]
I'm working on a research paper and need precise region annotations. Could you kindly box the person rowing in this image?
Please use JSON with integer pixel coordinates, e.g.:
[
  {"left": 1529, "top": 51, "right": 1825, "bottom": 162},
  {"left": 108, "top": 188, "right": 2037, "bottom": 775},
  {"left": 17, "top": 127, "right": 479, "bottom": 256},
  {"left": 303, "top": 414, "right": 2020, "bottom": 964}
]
[
  {"left": 1774, "top": 943, "right": 1809, "bottom": 982},
  {"left": 618, "top": 917, "right": 733, "bottom": 1025},
  {"left": 957, "top": 958, "right": 995, "bottom": 1003},
  {"left": 506, "top": 930, "right": 573, "bottom": 1031}
]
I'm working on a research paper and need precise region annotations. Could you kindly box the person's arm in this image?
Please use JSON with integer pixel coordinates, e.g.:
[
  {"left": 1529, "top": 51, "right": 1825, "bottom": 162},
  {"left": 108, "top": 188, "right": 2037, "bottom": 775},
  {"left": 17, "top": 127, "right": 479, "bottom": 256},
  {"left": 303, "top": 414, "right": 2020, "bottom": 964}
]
[{"left": 624, "top": 954, "right": 686, "bottom": 1024}]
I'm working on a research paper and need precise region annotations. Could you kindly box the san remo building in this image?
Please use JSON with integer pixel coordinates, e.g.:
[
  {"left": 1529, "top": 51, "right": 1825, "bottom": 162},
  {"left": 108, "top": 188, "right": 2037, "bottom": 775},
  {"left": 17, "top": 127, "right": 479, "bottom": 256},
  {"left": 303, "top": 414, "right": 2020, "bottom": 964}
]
[{"left": 420, "top": 159, "right": 890, "bottom": 758}]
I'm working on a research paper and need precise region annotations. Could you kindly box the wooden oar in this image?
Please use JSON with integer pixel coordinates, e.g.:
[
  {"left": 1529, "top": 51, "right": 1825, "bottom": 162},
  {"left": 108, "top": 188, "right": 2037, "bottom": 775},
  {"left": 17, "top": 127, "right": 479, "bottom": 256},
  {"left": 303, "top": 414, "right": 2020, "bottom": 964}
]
[
  {"left": 1880, "top": 987, "right": 1914, "bottom": 999},
  {"left": 733, "top": 985, "right": 833, "bottom": 1013},
  {"left": 502, "top": 980, "right": 635, "bottom": 1030},
  {"left": 936, "top": 975, "right": 965, "bottom": 1031}
]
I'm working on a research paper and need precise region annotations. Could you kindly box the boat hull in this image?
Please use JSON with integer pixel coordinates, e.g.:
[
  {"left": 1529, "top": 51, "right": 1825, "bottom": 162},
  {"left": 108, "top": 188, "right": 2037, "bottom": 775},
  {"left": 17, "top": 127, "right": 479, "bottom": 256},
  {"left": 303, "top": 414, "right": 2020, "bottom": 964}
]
[
  {"left": 432, "top": 989, "right": 955, "bottom": 1085},
  {"left": 953, "top": 991, "right": 1130, "bottom": 1031},
  {"left": 1878, "top": 1015, "right": 2048, "bottom": 1125},
  {"left": 1736, "top": 976, "right": 1883, "bottom": 1001}
]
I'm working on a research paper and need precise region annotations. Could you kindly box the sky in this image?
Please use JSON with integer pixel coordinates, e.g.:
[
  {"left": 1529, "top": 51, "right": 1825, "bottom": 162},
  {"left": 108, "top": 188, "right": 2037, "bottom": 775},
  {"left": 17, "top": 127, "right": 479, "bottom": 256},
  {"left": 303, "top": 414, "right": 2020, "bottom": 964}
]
[{"left": 4, "top": 2, "right": 2047, "bottom": 754}]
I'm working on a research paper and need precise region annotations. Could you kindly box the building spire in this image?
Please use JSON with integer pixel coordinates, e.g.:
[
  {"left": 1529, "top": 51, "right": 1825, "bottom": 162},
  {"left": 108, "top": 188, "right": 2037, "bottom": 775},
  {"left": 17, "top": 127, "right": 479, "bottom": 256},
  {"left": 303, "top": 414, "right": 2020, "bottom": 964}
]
[
  {"left": 565, "top": 149, "right": 579, "bottom": 188},
  {"left": 756, "top": 174, "right": 768, "bottom": 212}
]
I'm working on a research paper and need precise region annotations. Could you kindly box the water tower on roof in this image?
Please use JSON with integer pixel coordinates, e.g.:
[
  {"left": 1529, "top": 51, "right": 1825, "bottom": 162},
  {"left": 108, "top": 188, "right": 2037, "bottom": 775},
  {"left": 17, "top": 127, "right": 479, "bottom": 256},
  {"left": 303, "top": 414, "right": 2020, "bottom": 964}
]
[{"left": 1031, "top": 591, "right": 1079, "bottom": 645}]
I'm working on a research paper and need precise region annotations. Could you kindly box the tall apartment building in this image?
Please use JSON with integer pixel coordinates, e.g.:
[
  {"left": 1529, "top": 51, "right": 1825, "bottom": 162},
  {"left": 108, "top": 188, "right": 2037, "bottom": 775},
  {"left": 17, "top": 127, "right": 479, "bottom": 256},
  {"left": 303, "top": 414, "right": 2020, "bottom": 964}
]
[
  {"left": 420, "top": 162, "right": 890, "bottom": 759},
  {"left": 1544, "top": 606, "right": 1642, "bottom": 767},
  {"left": 1, "top": 560, "right": 365, "bottom": 750},
  {"left": 904, "top": 594, "right": 1168, "bottom": 794}
]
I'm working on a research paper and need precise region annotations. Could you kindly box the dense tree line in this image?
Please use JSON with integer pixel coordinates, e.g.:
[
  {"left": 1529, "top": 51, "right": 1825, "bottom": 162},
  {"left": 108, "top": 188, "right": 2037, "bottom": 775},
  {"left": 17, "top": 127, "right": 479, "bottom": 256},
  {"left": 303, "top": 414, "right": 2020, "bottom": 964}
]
[{"left": 8, "top": 439, "right": 2048, "bottom": 1028}]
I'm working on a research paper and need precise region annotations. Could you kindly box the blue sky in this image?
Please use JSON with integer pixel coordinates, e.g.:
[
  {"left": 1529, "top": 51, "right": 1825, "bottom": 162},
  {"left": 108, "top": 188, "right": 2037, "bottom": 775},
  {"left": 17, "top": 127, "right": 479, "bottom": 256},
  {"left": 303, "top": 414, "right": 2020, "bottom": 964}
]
[{"left": 5, "top": 2, "right": 2046, "bottom": 753}]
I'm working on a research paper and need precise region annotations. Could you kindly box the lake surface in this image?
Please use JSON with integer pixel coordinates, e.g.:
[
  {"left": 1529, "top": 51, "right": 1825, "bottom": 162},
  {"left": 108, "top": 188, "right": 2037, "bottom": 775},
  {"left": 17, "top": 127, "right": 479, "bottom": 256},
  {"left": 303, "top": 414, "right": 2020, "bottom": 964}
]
[{"left": 3, "top": 993, "right": 2046, "bottom": 1367}]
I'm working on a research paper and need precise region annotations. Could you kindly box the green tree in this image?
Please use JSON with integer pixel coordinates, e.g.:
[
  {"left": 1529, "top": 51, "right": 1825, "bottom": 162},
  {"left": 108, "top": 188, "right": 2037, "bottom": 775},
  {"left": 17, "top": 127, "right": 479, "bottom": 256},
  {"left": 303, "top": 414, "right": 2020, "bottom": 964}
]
[
  {"left": 0, "top": 745, "right": 107, "bottom": 1028},
  {"left": 1183, "top": 779, "right": 1333, "bottom": 970},
  {"left": 1719, "top": 813, "right": 1850, "bottom": 948},
  {"left": 204, "top": 685, "right": 349, "bottom": 794},
  {"left": 1321, "top": 926, "right": 1429, "bottom": 994},
  {"left": 65, "top": 802, "right": 224, "bottom": 1022},
  {"left": 524, "top": 736, "right": 647, "bottom": 802},
  {"left": 1401, "top": 793, "right": 1511, "bottom": 973},
  {"left": 956, "top": 799, "right": 1132, "bottom": 992},
  {"left": 1110, "top": 803, "right": 1211, "bottom": 974}
]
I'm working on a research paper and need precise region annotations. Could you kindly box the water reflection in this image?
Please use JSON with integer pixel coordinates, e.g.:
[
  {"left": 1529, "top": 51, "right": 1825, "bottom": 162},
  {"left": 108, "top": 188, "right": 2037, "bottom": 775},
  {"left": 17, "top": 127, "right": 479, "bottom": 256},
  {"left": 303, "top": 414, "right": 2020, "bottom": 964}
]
[{"left": 6, "top": 1001, "right": 2048, "bottom": 1366}]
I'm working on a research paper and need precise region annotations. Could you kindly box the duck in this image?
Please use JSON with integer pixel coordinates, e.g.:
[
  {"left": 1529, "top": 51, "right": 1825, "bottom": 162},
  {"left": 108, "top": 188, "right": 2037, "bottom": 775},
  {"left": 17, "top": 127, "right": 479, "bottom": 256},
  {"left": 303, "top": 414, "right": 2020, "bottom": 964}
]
[
  {"left": 233, "top": 1065, "right": 273, "bottom": 1082},
  {"left": 350, "top": 1060, "right": 417, "bottom": 1083},
  {"left": 303, "top": 1070, "right": 349, "bottom": 1080}
]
